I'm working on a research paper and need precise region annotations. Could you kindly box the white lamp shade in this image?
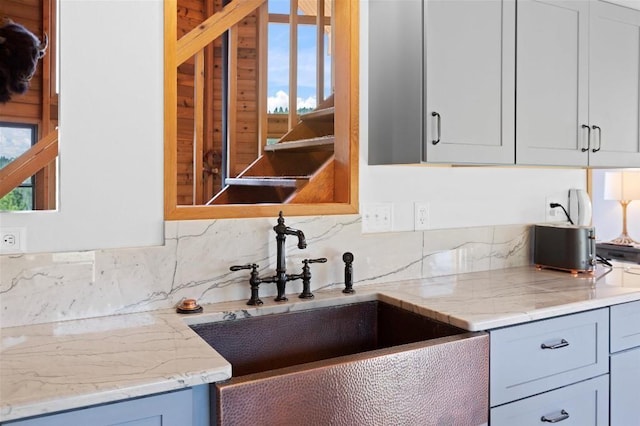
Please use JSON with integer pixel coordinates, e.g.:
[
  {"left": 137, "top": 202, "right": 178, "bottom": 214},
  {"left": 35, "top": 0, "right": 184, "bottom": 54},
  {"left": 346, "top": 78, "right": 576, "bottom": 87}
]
[{"left": 604, "top": 171, "right": 640, "bottom": 201}]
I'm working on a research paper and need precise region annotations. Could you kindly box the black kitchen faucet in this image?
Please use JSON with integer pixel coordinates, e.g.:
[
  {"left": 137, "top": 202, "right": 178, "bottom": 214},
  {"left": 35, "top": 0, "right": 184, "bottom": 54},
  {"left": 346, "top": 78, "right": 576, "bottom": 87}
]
[{"left": 230, "top": 211, "right": 326, "bottom": 305}]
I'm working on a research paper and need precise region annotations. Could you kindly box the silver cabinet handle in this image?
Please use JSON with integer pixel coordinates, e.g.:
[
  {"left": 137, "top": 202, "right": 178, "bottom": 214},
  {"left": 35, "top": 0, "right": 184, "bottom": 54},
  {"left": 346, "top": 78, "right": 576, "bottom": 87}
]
[
  {"left": 591, "top": 125, "right": 602, "bottom": 153},
  {"left": 541, "top": 410, "right": 570, "bottom": 423},
  {"left": 431, "top": 111, "right": 441, "bottom": 145},
  {"left": 581, "top": 124, "right": 590, "bottom": 152},
  {"left": 541, "top": 339, "right": 569, "bottom": 349}
]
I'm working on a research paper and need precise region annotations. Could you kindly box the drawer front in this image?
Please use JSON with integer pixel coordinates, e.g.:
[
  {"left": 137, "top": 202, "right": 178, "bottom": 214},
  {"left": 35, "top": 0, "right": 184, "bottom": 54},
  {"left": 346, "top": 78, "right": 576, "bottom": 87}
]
[
  {"left": 490, "top": 308, "right": 609, "bottom": 406},
  {"left": 610, "top": 348, "right": 640, "bottom": 425},
  {"left": 610, "top": 300, "right": 640, "bottom": 353},
  {"left": 491, "top": 374, "right": 609, "bottom": 426}
]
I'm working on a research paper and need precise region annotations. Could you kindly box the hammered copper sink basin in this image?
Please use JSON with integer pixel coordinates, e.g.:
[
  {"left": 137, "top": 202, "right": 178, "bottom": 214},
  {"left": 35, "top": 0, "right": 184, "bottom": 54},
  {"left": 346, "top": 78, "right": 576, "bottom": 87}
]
[{"left": 190, "top": 300, "right": 489, "bottom": 426}]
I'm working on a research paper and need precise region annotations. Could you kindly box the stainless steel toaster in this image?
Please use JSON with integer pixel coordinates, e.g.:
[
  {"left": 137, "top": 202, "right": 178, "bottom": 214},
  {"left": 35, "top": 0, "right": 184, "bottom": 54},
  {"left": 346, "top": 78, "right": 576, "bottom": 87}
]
[{"left": 533, "top": 224, "right": 597, "bottom": 273}]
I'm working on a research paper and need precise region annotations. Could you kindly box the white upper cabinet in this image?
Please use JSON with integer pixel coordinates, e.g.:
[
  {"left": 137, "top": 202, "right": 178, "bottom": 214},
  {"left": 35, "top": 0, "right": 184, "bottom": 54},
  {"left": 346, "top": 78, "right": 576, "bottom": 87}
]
[
  {"left": 368, "top": 0, "right": 515, "bottom": 165},
  {"left": 589, "top": 0, "right": 640, "bottom": 167},
  {"left": 424, "top": 0, "right": 515, "bottom": 164},
  {"left": 517, "top": 0, "right": 640, "bottom": 167},
  {"left": 516, "top": 0, "right": 590, "bottom": 166},
  {"left": 369, "top": 0, "right": 638, "bottom": 168}
]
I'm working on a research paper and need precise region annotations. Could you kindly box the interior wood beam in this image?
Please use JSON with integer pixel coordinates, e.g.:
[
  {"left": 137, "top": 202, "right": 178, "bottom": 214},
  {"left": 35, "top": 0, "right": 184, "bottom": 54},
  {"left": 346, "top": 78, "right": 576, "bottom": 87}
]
[
  {"left": 0, "top": 130, "right": 58, "bottom": 199},
  {"left": 316, "top": 0, "right": 325, "bottom": 104},
  {"left": 288, "top": 0, "right": 298, "bottom": 129},
  {"left": 257, "top": 3, "right": 268, "bottom": 151},
  {"left": 164, "top": 0, "right": 179, "bottom": 218},
  {"left": 176, "top": 0, "right": 266, "bottom": 66},
  {"left": 228, "top": 26, "right": 239, "bottom": 175},
  {"left": 194, "top": 49, "right": 205, "bottom": 204}
]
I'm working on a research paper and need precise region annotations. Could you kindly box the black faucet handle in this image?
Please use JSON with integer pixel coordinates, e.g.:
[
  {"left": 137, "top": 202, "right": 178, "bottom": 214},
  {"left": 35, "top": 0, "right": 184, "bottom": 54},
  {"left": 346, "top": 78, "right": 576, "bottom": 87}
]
[
  {"left": 303, "top": 257, "right": 327, "bottom": 264},
  {"left": 230, "top": 263, "right": 258, "bottom": 272}
]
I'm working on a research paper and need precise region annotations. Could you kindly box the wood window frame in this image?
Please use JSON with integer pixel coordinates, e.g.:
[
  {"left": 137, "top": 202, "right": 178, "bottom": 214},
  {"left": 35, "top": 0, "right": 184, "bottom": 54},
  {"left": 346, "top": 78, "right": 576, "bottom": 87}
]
[{"left": 164, "top": 0, "right": 359, "bottom": 220}]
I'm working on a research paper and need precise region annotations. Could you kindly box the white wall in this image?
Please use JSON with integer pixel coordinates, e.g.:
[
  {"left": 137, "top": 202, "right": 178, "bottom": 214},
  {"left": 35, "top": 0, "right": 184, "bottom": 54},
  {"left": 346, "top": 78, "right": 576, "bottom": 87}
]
[
  {"left": 359, "top": 0, "right": 587, "bottom": 232},
  {"left": 0, "top": 0, "right": 165, "bottom": 253}
]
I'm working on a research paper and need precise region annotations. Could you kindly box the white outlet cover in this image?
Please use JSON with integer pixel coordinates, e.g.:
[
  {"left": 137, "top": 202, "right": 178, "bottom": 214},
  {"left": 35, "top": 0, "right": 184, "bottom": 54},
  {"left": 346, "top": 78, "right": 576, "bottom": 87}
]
[
  {"left": 414, "top": 202, "right": 430, "bottom": 230},
  {"left": 545, "top": 196, "right": 569, "bottom": 223},
  {"left": 0, "top": 227, "right": 26, "bottom": 253}
]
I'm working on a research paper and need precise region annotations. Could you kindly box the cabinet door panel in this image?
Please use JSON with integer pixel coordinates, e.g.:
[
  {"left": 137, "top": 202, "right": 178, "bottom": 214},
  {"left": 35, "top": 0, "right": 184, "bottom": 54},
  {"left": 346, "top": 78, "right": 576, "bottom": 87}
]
[
  {"left": 516, "top": 0, "right": 590, "bottom": 166},
  {"left": 368, "top": 0, "right": 423, "bottom": 165},
  {"left": 589, "top": 1, "right": 640, "bottom": 167},
  {"left": 424, "top": 0, "right": 515, "bottom": 164},
  {"left": 611, "top": 349, "right": 640, "bottom": 425}
]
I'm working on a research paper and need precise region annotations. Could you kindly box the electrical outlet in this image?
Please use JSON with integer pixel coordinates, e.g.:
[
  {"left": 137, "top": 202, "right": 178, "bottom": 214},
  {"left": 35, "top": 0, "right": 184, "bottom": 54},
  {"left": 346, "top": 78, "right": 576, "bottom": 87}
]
[
  {"left": 545, "top": 196, "right": 567, "bottom": 223},
  {"left": 414, "top": 202, "right": 430, "bottom": 230},
  {"left": 0, "top": 227, "right": 26, "bottom": 253},
  {"left": 362, "top": 203, "right": 393, "bottom": 233}
]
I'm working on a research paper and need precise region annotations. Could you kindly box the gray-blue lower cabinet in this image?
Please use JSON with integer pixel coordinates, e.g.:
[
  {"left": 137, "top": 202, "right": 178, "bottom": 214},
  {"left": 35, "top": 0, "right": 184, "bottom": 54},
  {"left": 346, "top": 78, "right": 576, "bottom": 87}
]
[
  {"left": 2, "top": 385, "right": 209, "bottom": 426},
  {"left": 489, "top": 308, "right": 610, "bottom": 425},
  {"left": 490, "top": 375, "right": 609, "bottom": 425},
  {"left": 610, "top": 349, "right": 640, "bottom": 425},
  {"left": 610, "top": 300, "right": 640, "bottom": 426}
]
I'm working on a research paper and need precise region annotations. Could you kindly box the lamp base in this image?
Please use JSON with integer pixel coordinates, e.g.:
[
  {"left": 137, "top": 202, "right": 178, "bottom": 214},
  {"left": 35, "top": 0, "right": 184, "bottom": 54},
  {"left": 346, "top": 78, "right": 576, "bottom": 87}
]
[{"left": 608, "top": 234, "right": 638, "bottom": 246}]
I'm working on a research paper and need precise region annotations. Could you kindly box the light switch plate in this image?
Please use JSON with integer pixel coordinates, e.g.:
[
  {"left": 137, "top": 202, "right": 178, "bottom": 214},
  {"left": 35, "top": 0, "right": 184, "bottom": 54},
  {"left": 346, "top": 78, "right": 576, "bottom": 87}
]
[{"left": 362, "top": 203, "right": 393, "bottom": 233}]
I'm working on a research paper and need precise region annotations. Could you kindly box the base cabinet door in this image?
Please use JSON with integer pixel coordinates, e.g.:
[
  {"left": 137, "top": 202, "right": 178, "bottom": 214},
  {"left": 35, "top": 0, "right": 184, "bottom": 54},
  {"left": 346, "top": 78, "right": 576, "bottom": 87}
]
[
  {"left": 490, "top": 375, "right": 609, "bottom": 426},
  {"left": 2, "top": 387, "right": 207, "bottom": 426},
  {"left": 611, "top": 349, "right": 640, "bottom": 425}
]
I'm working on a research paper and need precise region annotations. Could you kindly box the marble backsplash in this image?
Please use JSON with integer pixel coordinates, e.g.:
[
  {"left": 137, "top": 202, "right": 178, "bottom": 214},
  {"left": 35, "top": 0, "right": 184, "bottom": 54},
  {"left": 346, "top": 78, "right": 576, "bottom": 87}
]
[{"left": 0, "top": 215, "right": 531, "bottom": 328}]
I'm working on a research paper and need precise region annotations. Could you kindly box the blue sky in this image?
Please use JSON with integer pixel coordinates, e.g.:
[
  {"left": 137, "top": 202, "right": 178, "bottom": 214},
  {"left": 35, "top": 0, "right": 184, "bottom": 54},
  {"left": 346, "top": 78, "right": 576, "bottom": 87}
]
[{"left": 267, "top": 1, "right": 332, "bottom": 112}]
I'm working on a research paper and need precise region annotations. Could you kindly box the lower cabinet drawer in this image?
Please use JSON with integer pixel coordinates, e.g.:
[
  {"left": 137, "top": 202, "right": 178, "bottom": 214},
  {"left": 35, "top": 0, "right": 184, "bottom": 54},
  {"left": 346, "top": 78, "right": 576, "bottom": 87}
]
[
  {"left": 490, "top": 308, "right": 609, "bottom": 406},
  {"left": 610, "top": 300, "right": 640, "bottom": 353},
  {"left": 490, "top": 375, "right": 609, "bottom": 426}
]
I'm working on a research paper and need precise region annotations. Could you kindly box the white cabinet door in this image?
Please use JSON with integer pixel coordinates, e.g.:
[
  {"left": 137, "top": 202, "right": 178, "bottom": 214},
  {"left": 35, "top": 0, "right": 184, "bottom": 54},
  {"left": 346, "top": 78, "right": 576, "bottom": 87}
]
[
  {"left": 516, "top": 0, "right": 590, "bottom": 166},
  {"left": 589, "top": 1, "right": 640, "bottom": 167},
  {"left": 424, "top": 0, "right": 515, "bottom": 164}
]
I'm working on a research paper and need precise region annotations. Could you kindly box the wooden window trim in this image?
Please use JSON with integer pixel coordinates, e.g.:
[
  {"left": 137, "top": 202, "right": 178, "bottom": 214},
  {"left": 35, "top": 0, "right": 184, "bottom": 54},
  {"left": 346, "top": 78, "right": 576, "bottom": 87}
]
[{"left": 164, "top": 0, "right": 358, "bottom": 220}]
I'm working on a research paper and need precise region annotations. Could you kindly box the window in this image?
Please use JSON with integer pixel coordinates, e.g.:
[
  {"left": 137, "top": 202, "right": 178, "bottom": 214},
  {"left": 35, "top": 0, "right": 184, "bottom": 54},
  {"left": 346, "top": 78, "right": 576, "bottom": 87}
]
[{"left": 0, "top": 122, "right": 37, "bottom": 211}]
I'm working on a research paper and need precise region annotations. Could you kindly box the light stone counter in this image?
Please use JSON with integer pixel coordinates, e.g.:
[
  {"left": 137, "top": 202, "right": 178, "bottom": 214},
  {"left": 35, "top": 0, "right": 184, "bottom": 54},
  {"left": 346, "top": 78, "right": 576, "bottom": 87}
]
[{"left": 2, "top": 264, "right": 640, "bottom": 422}]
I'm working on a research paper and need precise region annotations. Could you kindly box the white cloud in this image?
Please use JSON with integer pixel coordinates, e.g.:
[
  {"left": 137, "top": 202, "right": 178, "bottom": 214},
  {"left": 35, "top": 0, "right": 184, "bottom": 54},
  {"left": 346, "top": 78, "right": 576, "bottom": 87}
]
[
  {"left": 267, "top": 90, "right": 317, "bottom": 113},
  {"left": 297, "top": 95, "right": 317, "bottom": 110}
]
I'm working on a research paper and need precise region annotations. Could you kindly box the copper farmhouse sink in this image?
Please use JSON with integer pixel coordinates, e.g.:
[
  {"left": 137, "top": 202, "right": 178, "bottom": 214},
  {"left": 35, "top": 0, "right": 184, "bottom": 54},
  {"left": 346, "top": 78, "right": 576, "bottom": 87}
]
[{"left": 190, "top": 300, "right": 489, "bottom": 426}]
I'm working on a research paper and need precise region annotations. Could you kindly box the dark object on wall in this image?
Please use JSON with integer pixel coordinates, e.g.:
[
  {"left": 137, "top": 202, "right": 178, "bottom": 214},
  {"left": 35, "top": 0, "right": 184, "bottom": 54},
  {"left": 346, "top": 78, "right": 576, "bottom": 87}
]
[{"left": 0, "top": 18, "right": 48, "bottom": 103}]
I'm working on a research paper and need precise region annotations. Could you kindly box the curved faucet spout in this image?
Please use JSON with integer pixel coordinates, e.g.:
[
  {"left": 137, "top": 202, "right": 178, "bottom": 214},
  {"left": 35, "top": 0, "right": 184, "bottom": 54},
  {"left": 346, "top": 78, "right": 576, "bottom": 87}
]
[
  {"left": 295, "top": 229, "right": 306, "bottom": 249},
  {"left": 274, "top": 211, "right": 307, "bottom": 249}
]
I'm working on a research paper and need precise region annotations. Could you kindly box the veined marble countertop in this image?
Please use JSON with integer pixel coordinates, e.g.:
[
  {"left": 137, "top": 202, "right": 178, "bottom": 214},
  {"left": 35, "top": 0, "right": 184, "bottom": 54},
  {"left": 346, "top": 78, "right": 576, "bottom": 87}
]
[{"left": 2, "top": 264, "right": 640, "bottom": 422}]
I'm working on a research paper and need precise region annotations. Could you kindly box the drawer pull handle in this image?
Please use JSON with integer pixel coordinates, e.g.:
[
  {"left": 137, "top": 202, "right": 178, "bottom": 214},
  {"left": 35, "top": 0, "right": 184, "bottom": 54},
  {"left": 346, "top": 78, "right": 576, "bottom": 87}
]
[
  {"left": 540, "top": 339, "right": 569, "bottom": 350},
  {"left": 541, "top": 409, "right": 570, "bottom": 423}
]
